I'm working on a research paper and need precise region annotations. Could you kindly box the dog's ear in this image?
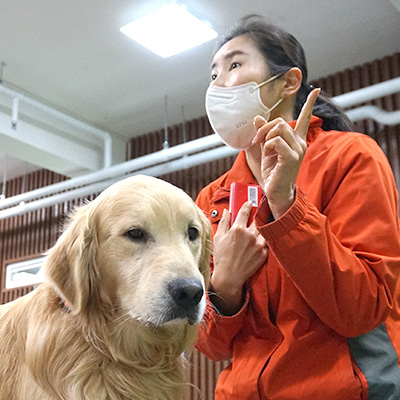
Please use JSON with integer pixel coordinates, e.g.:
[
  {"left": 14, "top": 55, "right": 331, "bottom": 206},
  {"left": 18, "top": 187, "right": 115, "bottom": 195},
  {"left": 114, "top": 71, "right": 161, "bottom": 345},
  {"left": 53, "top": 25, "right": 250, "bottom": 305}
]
[
  {"left": 44, "top": 203, "right": 99, "bottom": 314},
  {"left": 197, "top": 205, "right": 212, "bottom": 288}
]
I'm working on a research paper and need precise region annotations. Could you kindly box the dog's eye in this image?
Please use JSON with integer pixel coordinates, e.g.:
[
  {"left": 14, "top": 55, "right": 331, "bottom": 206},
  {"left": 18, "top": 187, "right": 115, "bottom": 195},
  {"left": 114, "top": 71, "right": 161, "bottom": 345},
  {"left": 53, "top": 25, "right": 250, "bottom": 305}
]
[
  {"left": 188, "top": 227, "right": 199, "bottom": 242},
  {"left": 125, "top": 228, "right": 147, "bottom": 243}
]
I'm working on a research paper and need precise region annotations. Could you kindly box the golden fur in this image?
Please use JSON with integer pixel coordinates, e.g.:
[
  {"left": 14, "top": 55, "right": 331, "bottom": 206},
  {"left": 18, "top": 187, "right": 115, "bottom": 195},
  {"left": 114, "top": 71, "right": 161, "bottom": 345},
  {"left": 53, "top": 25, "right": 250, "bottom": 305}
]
[{"left": 0, "top": 175, "right": 211, "bottom": 400}]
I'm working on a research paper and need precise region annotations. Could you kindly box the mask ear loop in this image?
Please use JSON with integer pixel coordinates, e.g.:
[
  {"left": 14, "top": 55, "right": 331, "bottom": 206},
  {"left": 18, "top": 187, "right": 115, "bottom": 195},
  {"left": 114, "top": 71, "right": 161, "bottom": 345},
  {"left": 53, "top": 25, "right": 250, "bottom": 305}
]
[
  {"left": 264, "top": 69, "right": 297, "bottom": 115},
  {"left": 256, "top": 97, "right": 284, "bottom": 122},
  {"left": 268, "top": 97, "right": 284, "bottom": 113},
  {"left": 253, "top": 73, "right": 286, "bottom": 120},
  {"left": 252, "top": 71, "right": 287, "bottom": 92}
]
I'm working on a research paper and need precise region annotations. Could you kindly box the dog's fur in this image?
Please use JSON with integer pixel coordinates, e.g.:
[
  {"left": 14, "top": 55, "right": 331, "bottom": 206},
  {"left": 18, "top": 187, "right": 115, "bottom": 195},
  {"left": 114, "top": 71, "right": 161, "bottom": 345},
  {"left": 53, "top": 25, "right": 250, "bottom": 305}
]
[{"left": 0, "top": 175, "right": 211, "bottom": 400}]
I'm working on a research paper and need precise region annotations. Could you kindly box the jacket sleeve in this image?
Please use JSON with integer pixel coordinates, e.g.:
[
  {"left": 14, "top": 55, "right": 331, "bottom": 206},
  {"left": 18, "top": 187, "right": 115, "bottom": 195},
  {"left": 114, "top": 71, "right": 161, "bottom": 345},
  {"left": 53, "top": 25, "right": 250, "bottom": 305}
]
[
  {"left": 196, "top": 293, "right": 250, "bottom": 361},
  {"left": 195, "top": 187, "right": 249, "bottom": 361},
  {"left": 255, "top": 135, "right": 400, "bottom": 338}
]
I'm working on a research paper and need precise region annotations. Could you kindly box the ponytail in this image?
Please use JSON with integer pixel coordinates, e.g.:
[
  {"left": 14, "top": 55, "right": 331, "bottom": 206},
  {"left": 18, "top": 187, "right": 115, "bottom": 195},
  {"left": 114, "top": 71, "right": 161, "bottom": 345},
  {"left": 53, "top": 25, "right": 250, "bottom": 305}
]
[{"left": 295, "top": 82, "right": 354, "bottom": 131}]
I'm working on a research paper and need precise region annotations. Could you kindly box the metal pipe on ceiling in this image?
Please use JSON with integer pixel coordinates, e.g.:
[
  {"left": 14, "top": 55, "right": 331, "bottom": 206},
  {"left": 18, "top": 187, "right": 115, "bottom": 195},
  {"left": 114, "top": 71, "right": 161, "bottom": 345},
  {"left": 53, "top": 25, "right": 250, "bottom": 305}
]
[
  {"left": 333, "top": 77, "right": 400, "bottom": 108},
  {"left": 346, "top": 106, "right": 400, "bottom": 126},
  {"left": 0, "top": 133, "right": 224, "bottom": 210},
  {"left": 0, "top": 145, "right": 237, "bottom": 220}
]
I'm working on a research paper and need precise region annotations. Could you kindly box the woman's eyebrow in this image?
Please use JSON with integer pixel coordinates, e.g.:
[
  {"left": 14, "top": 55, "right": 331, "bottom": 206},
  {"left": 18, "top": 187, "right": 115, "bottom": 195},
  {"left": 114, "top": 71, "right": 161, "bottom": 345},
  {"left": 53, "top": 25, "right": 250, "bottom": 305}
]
[{"left": 211, "top": 50, "right": 248, "bottom": 70}]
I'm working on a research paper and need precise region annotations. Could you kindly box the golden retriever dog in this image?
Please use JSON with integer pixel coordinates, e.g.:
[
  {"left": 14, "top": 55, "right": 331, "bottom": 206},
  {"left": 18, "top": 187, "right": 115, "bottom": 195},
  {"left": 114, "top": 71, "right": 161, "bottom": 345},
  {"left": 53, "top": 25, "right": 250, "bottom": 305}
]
[{"left": 0, "top": 175, "right": 211, "bottom": 400}]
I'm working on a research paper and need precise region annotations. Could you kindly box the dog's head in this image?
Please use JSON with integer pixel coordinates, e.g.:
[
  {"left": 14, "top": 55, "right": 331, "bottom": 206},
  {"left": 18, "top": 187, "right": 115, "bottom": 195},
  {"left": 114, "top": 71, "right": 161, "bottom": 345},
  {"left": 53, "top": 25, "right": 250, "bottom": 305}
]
[{"left": 44, "top": 175, "right": 211, "bottom": 327}]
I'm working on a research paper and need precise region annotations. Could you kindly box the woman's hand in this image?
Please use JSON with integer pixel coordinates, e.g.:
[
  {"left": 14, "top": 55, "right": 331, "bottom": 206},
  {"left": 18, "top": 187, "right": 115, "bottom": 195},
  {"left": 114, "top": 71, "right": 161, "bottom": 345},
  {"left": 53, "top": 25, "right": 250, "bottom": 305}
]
[
  {"left": 210, "top": 201, "right": 269, "bottom": 315},
  {"left": 252, "top": 89, "right": 320, "bottom": 219}
]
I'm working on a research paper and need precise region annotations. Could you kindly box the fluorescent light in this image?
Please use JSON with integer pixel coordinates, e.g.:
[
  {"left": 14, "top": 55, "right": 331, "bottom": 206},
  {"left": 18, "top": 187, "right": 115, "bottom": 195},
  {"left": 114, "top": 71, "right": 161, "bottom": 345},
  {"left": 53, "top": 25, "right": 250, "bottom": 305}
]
[{"left": 120, "top": 3, "right": 218, "bottom": 58}]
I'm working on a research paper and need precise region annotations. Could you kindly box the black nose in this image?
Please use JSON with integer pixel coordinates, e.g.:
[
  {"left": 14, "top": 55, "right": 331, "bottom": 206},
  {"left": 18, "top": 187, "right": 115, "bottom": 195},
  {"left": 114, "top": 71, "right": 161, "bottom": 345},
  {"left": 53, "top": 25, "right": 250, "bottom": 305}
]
[{"left": 168, "top": 279, "right": 204, "bottom": 309}]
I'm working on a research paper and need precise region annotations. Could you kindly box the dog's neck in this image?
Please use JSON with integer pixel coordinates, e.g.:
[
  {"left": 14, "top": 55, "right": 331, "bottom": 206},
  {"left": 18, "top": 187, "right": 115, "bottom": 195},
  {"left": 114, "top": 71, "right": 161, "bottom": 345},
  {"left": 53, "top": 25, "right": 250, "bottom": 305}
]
[{"left": 55, "top": 293, "right": 194, "bottom": 370}]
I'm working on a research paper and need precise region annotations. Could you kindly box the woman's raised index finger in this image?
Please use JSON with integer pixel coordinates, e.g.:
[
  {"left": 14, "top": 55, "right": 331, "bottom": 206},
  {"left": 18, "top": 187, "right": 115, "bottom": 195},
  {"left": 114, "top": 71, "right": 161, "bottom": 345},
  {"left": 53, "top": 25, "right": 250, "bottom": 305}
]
[{"left": 294, "top": 88, "right": 321, "bottom": 140}]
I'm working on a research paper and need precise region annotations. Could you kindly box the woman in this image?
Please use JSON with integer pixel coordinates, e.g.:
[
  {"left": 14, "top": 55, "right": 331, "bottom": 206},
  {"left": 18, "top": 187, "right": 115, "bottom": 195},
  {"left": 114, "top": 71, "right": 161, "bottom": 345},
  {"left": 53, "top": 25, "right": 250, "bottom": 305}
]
[{"left": 195, "top": 15, "right": 400, "bottom": 399}]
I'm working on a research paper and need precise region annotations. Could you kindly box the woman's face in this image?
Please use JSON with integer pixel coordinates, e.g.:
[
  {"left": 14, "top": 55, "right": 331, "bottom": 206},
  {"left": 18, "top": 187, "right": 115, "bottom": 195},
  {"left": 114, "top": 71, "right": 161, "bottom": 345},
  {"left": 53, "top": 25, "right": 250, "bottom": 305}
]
[{"left": 210, "top": 35, "right": 277, "bottom": 107}]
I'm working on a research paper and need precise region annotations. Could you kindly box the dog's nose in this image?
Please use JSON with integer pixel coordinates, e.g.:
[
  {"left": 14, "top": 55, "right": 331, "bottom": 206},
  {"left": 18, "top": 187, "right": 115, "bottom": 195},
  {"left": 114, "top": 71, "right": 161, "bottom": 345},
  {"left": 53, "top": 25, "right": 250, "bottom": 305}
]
[{"left": 168, "top": 279, "right": 204, "bottom": 309}]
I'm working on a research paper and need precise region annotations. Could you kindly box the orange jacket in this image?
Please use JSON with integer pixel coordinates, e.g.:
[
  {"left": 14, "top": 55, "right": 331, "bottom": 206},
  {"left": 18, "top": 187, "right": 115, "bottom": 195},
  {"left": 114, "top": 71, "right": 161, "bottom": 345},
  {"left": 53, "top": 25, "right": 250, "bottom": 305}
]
[{"left": 195, "top": 117, "right": 400, "bottom": 400}]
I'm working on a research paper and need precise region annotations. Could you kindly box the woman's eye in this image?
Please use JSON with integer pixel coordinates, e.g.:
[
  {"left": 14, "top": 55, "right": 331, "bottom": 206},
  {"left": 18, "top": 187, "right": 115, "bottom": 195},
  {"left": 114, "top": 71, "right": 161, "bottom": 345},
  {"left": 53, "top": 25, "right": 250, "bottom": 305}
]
[
  {"left": 188, "top": 227, "right": 199, "bottom": 242},
  {"left": 211, "top": 73, "right": 217, "bottom": 81},
  {"left": 230, "top": 62, "right": 240, "bottom": 70},
  {"left": 125, "top": 228, "right": 147, "bottom": 243}
]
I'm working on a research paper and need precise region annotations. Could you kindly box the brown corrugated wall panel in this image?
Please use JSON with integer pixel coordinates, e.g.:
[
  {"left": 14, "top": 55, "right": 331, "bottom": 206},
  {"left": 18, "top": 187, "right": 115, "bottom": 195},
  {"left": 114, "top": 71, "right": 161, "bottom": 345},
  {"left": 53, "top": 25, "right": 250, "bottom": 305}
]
[
  {"left": 0, "top": 170, "right": 68, "bottom": 299},
  {"left": 0, "top": 52, "right": 399, "bottom": 399}
]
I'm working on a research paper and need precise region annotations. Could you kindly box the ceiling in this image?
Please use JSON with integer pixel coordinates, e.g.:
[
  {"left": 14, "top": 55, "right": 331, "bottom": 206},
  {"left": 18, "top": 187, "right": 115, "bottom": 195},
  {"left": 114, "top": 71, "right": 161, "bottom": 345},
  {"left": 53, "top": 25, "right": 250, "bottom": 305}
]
[{"left": 1, "top": 0, "right": 400, "bottom": 183}]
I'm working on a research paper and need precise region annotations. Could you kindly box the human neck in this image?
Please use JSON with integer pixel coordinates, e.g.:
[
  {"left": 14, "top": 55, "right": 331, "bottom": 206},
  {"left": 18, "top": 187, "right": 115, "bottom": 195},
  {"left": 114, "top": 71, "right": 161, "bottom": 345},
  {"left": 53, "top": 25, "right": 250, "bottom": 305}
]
[{"left": 245, "top": 145, "right": 264, "bottom": 188}]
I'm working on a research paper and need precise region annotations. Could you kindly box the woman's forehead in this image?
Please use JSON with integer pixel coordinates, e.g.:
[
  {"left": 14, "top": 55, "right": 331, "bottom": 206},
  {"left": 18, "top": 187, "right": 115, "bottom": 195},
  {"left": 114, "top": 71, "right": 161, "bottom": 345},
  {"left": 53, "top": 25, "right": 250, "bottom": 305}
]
[{"left": 211, "top": 35, "right": 261, "bottom": 68}]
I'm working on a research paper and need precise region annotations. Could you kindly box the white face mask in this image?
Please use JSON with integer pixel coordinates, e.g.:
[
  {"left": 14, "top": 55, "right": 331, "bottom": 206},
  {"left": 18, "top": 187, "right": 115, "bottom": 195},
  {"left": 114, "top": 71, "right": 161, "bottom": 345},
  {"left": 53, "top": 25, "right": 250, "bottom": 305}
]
[{"left": 205, "top": 74, "right": 283, "bottom": 150}]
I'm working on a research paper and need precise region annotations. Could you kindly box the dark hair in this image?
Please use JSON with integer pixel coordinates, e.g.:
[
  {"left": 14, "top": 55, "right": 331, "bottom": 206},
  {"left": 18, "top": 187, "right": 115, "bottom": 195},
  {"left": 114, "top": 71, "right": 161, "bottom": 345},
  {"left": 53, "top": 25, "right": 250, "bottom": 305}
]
[{"left": 217, "top": 15, "right": 354, "bottom": 132}]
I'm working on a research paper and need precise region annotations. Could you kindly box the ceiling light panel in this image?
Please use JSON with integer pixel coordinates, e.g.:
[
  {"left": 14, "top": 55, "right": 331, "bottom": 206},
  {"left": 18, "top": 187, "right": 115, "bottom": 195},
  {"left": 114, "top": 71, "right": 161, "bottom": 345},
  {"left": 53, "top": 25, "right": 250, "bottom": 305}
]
[{"left": 120, "top": 3, "right": 218, "bottom": 58}]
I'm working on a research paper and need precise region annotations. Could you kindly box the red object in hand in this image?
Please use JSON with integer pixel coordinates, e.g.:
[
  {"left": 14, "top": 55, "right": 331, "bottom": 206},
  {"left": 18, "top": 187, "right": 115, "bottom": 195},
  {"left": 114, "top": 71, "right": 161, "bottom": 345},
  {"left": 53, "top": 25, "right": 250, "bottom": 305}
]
[{"left": 229, "top": 183, "right": 262, "bottom": 226}]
